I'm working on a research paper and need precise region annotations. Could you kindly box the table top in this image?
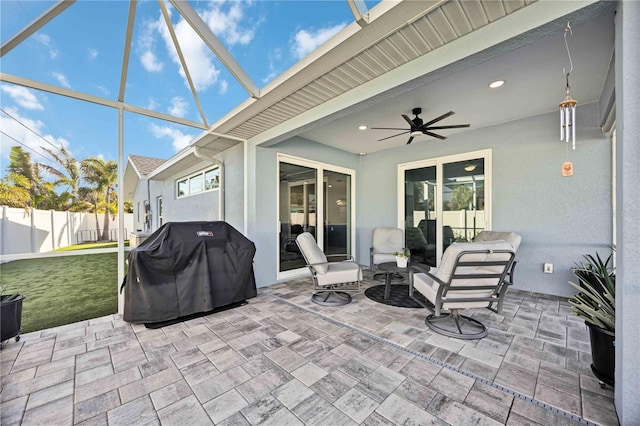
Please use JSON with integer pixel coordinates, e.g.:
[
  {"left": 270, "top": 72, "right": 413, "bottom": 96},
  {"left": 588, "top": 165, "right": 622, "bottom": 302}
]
[{"left": 377, "top": 262, "right": 412, "bottom": 273}]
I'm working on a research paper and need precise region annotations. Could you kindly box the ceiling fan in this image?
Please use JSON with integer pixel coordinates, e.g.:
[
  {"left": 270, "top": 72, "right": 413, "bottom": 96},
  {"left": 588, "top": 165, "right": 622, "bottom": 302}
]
[{"left": 371, "top": 107, "right": 470, "bottom": 144}]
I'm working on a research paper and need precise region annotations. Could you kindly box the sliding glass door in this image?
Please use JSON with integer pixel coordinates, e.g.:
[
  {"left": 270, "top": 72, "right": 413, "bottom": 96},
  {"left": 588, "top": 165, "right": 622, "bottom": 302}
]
[
  {"left": 278, "top": 155, "right": 355, "bottom": 275},
  {"left": 399, "top": 150, "right": 490, "bottom": 267}
]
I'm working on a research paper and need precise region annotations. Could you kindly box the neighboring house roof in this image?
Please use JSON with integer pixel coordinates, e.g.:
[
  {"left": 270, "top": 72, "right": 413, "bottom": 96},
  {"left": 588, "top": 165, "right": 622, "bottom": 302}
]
[
  {"left": 129, "top": 155, "right": 166, "bottom": 176},
  {"left": 123, "top": 155, "right": 166, "bottom": 202}
]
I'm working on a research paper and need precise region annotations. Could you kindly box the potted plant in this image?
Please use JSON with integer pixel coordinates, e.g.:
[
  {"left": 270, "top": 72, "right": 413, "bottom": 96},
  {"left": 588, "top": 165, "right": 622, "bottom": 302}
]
[
  {"left": 568, "top": 250, "right": 615, "bottom": 387},
  {"left": 393, "top": 249, "right": 410, "bottom": 268},
  {"left": 0, "top": 280, "right": 25, "bottom": 349}
]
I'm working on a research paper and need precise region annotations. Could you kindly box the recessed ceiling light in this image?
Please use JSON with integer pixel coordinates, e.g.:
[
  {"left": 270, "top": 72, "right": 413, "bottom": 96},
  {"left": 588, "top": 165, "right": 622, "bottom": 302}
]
[
  {"left": 489, "top": 80, "right": 505, "bottom": 89},
  {"left": 358, "top": 125, "right": 368, "bottom": 130},
  {"left": 359, "top": 152, "right": 367, "bottom": 156}
]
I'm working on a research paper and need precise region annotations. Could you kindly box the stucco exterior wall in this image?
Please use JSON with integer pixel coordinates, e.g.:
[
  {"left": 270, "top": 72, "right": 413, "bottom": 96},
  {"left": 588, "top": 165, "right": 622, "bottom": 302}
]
[
  {"left": 131, "top": 143, "right": 245, "bottom": 235},
  {"left": 357, "top": 102, "right": 611, "bottom": 298},
  {"left": 251, "top": 137, "right": 361, "bottom": 288}
]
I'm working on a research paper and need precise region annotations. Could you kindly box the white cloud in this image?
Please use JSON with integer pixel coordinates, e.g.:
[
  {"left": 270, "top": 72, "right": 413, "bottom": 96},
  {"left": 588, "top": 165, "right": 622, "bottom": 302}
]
[
  {"left": 293, "top": 23, "right": 347, "bottom": 59},
  {"left": 168, "top": 96, "right": 188, "bottom": 118},
  {"left": 34, "top": 33, "right": 50, "bottom": 46},
  {"left": 137, "top": 17, "right": 164, "bottom": 72},
  {"left": 95, "top": 85, "right": 110, "bottom": 96},
  {"left": 218, "top": 80, "right": 228, "bottom": 95},
  {"left": 52, "top": 72, "right": 71, "bottom": 88},
  {"left": 202, "top": 2, "right": 256, "bottom": 46},
  {"left": 34, "top": 33, "right": 58, "bottom": 59},
  {"left": 149, "top": 123, "right": 192, "bottom": 151},
  {"left": 0, "top": 107, "right": 71, "bottom": 167},
  {"left": 141, "top": 51, "right": 163, "bottom": 72},
  {"left": 146, "top": 98, "right": 159, "bottom": 110},
  {"left": 88, "top": 48, "right": 98, "bottom": 60},
  {"left": 138, "top": 2, "right": 258, "bottom": 93},
  {"left": 0, "top": 84, "right": 44, "bottom": 110},
  {"left": 156, "top": 13, "right": 219, "bottom": 91}
]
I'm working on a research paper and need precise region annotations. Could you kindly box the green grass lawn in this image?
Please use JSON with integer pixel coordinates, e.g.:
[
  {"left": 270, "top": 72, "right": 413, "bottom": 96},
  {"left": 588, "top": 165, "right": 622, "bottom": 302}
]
[
  {"left": 1, "top": 253, "right": 123, "bottom": 333},
  {"left": 54, "top": 241, "right": 129, "bottom": 251}
]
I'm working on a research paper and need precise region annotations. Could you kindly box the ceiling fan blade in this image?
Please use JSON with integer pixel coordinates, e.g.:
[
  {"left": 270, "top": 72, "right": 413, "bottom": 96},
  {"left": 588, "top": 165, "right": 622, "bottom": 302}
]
[
  {"left": 370, "top": 127, "right": 410, "bottom": 130},
  {"left": 406, "top": 136, "right": 414, "bottom": 145},
  {"left": 425, "top": 124, "right": 471, "bottom": 130},
  {"left": 377, "top": 131, "right": 410, "bottom": 142},
  {"left": 424, "top": 131, "right": 447, "bottom": 140},
  {"left": 422, "top": 111, "right": 455, "bottom": 127},
  {"left": 401, "top": 114, "right": 415, "bottom": 127}
]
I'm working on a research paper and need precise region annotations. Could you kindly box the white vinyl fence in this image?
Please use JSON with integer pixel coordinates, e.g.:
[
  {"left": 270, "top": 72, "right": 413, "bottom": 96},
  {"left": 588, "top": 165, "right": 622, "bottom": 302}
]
[{"left": 0, "top": 206, "right": 133, "bottom": 255}]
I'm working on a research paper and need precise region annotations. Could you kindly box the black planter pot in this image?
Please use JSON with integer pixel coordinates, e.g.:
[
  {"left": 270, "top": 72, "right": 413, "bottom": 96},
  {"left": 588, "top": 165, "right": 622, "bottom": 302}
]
[
  {"left": 1, "top": 295, "right": 25, "bottom": 347},
  {"left": 587, "top": 321, "right": 615, "bottom": 387}
]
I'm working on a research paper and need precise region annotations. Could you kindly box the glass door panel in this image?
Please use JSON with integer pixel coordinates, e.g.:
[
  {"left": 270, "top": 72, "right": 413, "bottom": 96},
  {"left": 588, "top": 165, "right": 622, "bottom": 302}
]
[
  {"left": 442, "top": 159, "right": 485, "bottom": 253},
  {"left": 404, "top": 166, "right": 437, "bottom": 266},
  {"left": 279, "top": 162, "right": 316, "bottom": 272},
  {"left": 323, "top": 170, "right": 351, "bottom": 257}
]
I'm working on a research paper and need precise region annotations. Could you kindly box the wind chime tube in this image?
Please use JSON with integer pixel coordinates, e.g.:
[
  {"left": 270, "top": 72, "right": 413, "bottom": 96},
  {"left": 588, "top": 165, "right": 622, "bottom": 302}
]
[
  {"left": 565, "top": 108, "right": 570, "bottom": 142},
  {"left": 572, "top": 106, "right": 576, "bottom": 149},
  {"left": 560, "top": 106, "right": 565, "bottom": 141}
]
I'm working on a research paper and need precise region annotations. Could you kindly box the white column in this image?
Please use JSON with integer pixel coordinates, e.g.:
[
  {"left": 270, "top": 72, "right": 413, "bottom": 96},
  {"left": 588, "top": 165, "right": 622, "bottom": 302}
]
[
  {"left": 615, "top": 2, "right": 640, "bottom": 423},
  {"left": 117, "top": 105, "right": 126, "bottom": 316}
]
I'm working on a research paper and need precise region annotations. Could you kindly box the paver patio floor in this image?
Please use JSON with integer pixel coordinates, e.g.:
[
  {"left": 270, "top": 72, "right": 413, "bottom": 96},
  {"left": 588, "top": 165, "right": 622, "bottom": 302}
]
[{"left": 0, "top": 271, "right": 619, "bottom": 425}]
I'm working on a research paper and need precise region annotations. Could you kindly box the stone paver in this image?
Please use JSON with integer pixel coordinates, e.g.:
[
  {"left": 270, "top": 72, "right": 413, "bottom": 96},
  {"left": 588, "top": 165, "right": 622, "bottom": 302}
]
[{"left": 0, "top": 275, "right": 618, "bottom": 426}]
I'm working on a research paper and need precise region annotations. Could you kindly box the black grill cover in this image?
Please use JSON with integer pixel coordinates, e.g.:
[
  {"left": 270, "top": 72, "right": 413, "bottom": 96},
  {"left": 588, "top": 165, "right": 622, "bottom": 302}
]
[{"left": 123, "top": 221, "right": 257, "bottom": 323}]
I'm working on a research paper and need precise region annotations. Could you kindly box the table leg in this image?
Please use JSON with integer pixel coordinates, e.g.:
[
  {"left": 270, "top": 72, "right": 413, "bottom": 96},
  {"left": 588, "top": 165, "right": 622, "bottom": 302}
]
[{"left": 384, "top": 272, "right": 392, "bottom": 299}]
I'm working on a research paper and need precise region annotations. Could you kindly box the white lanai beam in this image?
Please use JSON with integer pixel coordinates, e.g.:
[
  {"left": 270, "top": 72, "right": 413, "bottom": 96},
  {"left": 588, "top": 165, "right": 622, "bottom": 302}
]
[
  {"left": 0, "top": 0, "right": 75, "bottom": 57},
  {"left": 158, "top": 0, "right": 209, "bottom": 128},
  {"left": 169, "top": 0, "right": 260, "bottom": 99},
  {"left": 347, "top": 0, "right": 369, "bottom": 27},
  {"left": 0, "top": 73, "right": 208, "bottom": 130},
  {"left": 118, "top": 0, "right": 137, "bottom": 103}
]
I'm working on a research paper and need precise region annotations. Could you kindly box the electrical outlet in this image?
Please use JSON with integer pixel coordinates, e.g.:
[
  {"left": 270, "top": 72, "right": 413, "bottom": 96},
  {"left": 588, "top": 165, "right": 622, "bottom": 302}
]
[{"left": 544, "top": 263, "right": 554, "bottom": 274}]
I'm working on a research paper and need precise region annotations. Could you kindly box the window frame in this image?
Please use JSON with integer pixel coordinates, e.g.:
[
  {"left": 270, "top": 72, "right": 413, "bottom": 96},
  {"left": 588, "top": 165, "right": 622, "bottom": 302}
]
[{"left": 176, "top": 166, "right": 220, "bottom": 198}]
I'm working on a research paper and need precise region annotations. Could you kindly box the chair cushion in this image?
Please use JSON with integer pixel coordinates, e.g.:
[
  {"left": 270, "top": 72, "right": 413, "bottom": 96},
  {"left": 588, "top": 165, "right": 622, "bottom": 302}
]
[
  {"left": 371, "top": 228, "right": 403, "bottom": 264},
  {"left": 316, "top": 261, "right": 362, "bottom": 287},
  {"left": 296, "top": 232, "right": 328, "bottom": 274},
  {"left": 373, "top": 253, "right": 396, "bottom": 265},
  {"left": 474, "top": 231, "right": 522, "bottom": 252}
]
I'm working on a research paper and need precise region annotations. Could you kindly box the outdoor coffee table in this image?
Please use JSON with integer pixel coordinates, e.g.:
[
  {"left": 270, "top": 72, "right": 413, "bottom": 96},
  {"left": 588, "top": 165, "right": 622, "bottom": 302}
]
[{"left": 377, "top": 262, "right": 413, "bottom": 300}]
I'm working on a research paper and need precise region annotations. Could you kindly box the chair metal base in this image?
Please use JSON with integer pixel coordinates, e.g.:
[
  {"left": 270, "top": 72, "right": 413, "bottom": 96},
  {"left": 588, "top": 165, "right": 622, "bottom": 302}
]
[
  {"left": 311, "top": 290, "right": 352, "bottom": 306},
  {"left": 425, "top": 311, "right": 487, "bottom": 340}
]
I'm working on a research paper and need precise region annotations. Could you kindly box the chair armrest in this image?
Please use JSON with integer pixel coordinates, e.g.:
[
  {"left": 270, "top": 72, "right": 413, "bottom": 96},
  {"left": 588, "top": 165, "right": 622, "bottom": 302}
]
[{"left": 326, "top": 254, "right": 355, "bottom": 262}]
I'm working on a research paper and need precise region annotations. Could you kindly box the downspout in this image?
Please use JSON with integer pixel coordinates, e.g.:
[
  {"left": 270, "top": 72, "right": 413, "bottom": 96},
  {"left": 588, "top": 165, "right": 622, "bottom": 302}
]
[{"left": 193, "top": 147, "right": 224, "bottom": 221}]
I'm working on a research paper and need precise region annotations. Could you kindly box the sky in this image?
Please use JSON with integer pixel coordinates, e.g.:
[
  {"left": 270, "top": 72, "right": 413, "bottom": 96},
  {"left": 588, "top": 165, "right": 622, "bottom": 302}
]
[{"left": 0, "top": 0, "right": 379, "bottom": 179}]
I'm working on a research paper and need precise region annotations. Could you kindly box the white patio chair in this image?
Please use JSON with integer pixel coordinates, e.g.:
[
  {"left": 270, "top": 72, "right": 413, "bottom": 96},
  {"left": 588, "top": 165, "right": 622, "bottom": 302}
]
[
  {"left": 370, "top": 228, "right": 404, "bottom": 281},
  {"left": 409, "top": 241, "right": 515, "bottom": 339},
  {"left": 296, "top": 232, "right": 362, "bottom": 306}
]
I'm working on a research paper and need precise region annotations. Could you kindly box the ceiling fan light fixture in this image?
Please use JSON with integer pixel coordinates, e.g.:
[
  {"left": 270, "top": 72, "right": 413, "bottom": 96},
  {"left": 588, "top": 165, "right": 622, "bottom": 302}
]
[
  {"left": 464, "top": 164, "right": 477, "bottom": 172},
  {"left": 358, "top": 125, "right": 368, "bottom": 130},
  {"left": 410, "top": 130, "right": 423, "bottom": 138},
  {"left": 489, "top": 80, "right": 505, "bottom": 89}
]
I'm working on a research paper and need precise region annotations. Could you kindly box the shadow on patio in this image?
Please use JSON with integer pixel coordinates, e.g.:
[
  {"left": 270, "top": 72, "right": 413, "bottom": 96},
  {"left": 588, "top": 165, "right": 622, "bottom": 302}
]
[{"left": 0, "top": 272, "right": 618, "bottom": 425}]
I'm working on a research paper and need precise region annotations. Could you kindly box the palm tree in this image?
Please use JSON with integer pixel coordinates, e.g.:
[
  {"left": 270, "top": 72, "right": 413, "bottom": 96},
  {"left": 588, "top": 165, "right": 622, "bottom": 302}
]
[
  {"left": 38, "top": 146, "right": 82, "bottom": 210},
  {"left": 0, "top": 173, "right": 31, "bottom": 209},
  {"left": 6, "top": 146, "right": 44, "bottom": 207},
  {"left": 80, "top": 157, "right": 118, "bottom": 241}
]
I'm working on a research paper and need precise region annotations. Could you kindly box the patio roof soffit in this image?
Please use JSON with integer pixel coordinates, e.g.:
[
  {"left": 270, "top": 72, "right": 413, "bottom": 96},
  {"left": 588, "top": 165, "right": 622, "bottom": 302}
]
[
  {"left": 197, "top": 0, "right": 604, "bottom": 151},
  {"left": 196, "top": 0, "right": 441, "bottom": 145}
]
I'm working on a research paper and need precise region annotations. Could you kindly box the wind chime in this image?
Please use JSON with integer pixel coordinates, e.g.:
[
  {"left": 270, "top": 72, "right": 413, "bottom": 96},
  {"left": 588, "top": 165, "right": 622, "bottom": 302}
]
[{"left": 560, "top": 21, "right": 577, "bottom": 176}]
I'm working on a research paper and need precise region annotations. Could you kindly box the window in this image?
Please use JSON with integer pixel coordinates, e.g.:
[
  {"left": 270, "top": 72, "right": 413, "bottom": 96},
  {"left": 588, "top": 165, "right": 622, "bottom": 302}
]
[
  {"left": 176, "top": 167, "right": 219, "bottom": 198},
  {"left": 157, "top": 196, "right": 163, "bottom": 227}
]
